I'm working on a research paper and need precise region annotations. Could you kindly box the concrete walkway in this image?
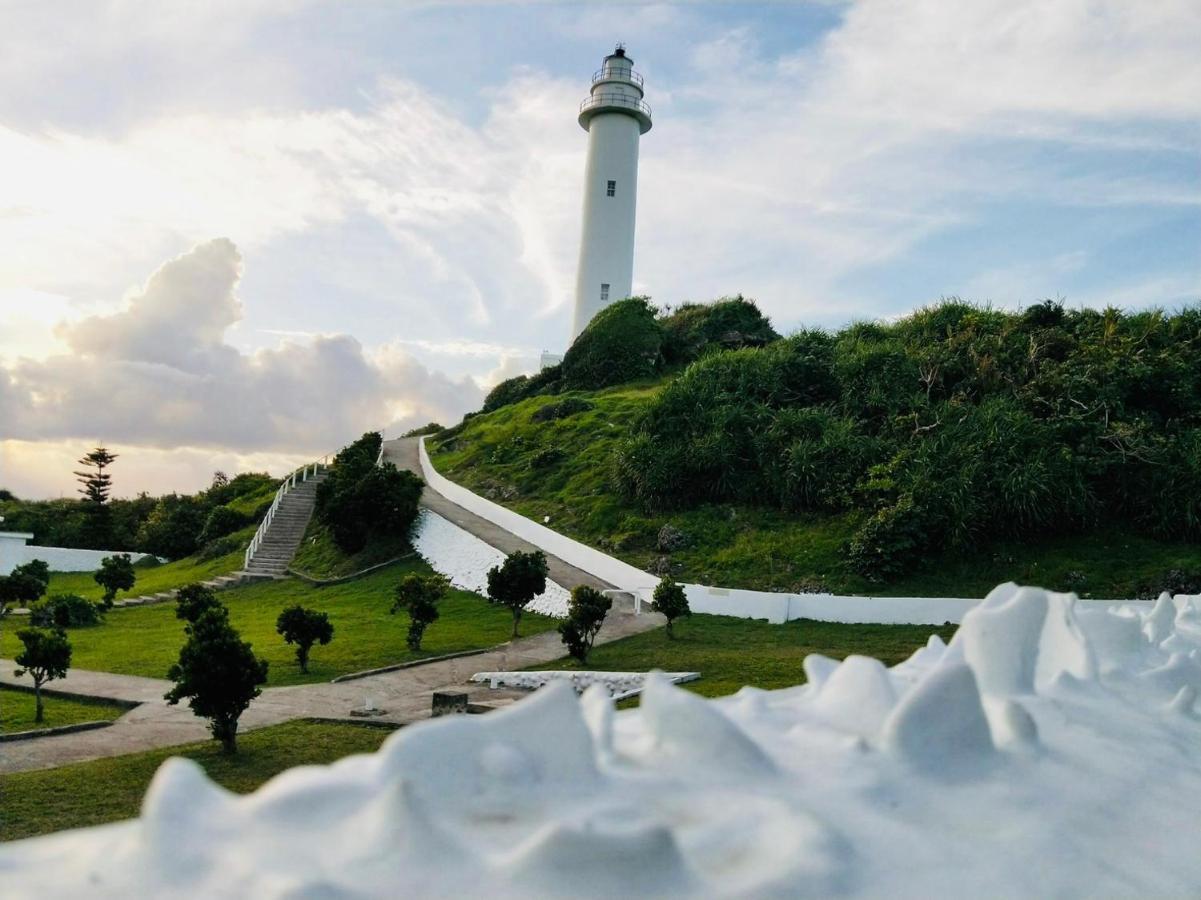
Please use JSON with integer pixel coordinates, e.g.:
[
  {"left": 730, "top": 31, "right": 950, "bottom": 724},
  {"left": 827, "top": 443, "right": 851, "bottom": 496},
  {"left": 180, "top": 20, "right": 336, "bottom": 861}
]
[
  {"left": 382, "top": 437, "right": 616, "bottom": 595},
  {"left": 0, "top": 440, "right": 664, "bottom": 774}
]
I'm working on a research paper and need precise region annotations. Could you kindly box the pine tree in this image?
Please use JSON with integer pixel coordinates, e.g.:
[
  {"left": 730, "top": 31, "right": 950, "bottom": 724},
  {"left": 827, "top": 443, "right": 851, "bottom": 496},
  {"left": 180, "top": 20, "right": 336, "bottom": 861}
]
[{"left": 74, "top": 447, "right": 118, "bottom": 547}]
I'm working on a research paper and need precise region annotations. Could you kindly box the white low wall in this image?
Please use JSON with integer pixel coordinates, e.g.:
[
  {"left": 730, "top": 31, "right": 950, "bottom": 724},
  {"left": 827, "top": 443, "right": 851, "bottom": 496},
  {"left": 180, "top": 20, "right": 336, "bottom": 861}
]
[
  {"left": 418, "top": 440, "right": 1147, "bottom": 626},
  {"left": 419, "top": 438, "right": 660, "bottom": 593},
  {"left": 0, "top": 532, "right": 153, "bottom": 575},
  {"left": 677, "top": 584, "right": 977, "bottom": 625}
]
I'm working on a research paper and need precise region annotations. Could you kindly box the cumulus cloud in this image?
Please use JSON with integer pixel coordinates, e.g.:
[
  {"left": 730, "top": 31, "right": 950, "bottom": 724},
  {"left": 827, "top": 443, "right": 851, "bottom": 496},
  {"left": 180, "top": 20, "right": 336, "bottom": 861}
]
[{"left": 3, "top": 240, "right": 482, "bottom": 457}]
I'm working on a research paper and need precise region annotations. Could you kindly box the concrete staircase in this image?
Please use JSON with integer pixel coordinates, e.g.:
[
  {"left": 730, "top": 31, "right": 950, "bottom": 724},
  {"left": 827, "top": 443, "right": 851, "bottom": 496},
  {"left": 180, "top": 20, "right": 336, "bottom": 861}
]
[{"left": 240, "top": 470, "right": 328, "bottom": 579}]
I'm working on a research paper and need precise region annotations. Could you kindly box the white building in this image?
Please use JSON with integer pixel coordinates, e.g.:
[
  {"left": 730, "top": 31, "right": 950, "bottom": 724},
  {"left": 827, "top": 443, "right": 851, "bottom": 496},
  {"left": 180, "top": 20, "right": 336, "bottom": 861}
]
[{"left": 570, "top": 45, "right": 652, "bottom": 341}]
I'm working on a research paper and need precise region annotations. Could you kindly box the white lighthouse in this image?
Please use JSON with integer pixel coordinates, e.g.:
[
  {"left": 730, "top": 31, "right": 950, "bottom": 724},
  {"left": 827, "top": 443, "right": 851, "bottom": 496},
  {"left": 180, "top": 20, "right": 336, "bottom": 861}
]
[{"left": 569, "top": 45, "right": 652, "bottom": 341}]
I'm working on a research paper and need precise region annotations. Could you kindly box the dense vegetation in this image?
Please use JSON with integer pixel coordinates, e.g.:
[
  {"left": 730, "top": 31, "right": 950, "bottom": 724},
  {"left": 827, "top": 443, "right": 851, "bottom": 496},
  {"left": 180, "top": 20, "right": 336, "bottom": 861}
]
[
  {"left": 431, "top": 298, "right": 1201, "bottom": 596},
  {"left": 314, "top": 432, "right": 423, "bottom": 553},
  {"left": 614, "top": 302, "right": 1201, "bottom": 579},
  {"left": 478, "top": 296, "right": 777, "bottom": 413},
  {"left": 0, "top": 470, "right": 277, "bottom": 559}
]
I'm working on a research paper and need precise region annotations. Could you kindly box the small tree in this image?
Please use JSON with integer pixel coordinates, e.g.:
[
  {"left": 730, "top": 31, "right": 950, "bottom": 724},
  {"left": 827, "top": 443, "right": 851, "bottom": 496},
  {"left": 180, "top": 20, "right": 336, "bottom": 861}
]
[
  {"left": 391, "top": 573, "right": 449, "bottom": 651},
  {"left": 14, "top": 559, "right": 50, "bottom": 589},
  {"left": 275, "top": 605, "right": 334, "bottom": 673},
  {"left": 558, "top": 585, "right": 612, "bottom": 664},
  {"left": 486, "top": 550, "right": 549, "bottom": 638},
  {"left": 74, "top": 447, "right": 118, "bottom": 547},
  {"left": 165, "top": 607, "right": 268, "bottom": 754},
  {"left": 0, "top": 561, "right": 50, "bottom": 623},
  {"left": 175, "top": 583, "right": 222, "bottom": 623},
  {"left": 94, "top": 554, "right": 136, "bottom": 608},
  {"left": 652, "top": 577, "right": 690, "bottom": 638},
  {"left": 13, "top": 627, "right": 72, "bottom": 723}
]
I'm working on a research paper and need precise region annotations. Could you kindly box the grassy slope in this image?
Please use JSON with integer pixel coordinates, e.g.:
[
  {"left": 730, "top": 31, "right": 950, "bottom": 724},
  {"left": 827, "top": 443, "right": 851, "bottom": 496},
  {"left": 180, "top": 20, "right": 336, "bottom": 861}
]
[
  {"left": 0, "top": 720, "right": 393, "bottom": 841},
  {"left": 430, "top": 383, "right": 1201, "bottom": 599},
  {"left": 291, "top": 521, "right": 411, "bottom": 579},
  {"left": 0, "top": 686, "right": 127, "bottom": 734},
  {"left": 1, "top": 557, "right": 556, "bottom": 686},
  {"left": 532, "top": 615, "right": 957, "bottom": 699},
  {"left": 29, "top": 524, "right": 258, "bottom": 604}
]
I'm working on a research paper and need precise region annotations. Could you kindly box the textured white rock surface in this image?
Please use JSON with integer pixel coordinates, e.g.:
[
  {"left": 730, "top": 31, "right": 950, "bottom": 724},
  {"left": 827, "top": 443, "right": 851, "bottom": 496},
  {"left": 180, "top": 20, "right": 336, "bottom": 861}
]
[
  {"left": 411, "top": 508, "right": 572, "bottom": 617},
  {"left": 4, "top": 584, "right": 1201, "bottom": 898},
  {"left": 471, "top": 670, "right": 701, "bottom": 701}
]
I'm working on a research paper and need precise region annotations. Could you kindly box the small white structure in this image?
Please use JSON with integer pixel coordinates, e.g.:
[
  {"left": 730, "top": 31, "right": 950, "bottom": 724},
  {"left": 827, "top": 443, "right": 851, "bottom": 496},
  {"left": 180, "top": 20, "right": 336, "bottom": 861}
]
[
  {"left": 0, "top": 531, "right": 153, "bottom": 575},
  {"left": 472, "top": 670, "right": 700, "bottom": 702},
  {"left": 570, "top": 45, "right": 652, "bottom": 340}
]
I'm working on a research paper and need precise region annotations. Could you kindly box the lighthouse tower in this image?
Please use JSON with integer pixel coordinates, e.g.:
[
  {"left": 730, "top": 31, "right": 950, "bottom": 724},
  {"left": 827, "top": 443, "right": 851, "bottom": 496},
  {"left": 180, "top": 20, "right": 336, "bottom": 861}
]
[{"left": 570, "top": 45, "right": 652, "bottom": 340}]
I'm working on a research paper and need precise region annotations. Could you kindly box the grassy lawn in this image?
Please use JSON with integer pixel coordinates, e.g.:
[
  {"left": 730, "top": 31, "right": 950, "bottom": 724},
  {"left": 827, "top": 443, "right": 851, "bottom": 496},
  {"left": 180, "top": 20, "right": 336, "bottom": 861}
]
[
  {"left": 29, "top": 525, "right": 257, "bottom": 604},
  {"left": 0, "top": 558, "right": 557, "bottom": 686},
  {"left": 430, "top": 385, "right": 1201, "bottom": 599},
  {"left": 0, "top": 719, "right": 394, "bottom": 842},
  {"left": 291, "top": 521, "right": 412, "bottom": 579},
  {"left": 536, "top": 615, "right": 959, "bottom": 699},
  {"left": 0, "top": 686, "right": 127, "bottom": 734}
]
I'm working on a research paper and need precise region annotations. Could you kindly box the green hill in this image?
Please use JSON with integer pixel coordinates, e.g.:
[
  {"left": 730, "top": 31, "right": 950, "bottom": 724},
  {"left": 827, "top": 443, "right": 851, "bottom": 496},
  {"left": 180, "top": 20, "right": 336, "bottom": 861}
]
[{"left": 429, "top": 298, "right": 1201, "bottom": 599}]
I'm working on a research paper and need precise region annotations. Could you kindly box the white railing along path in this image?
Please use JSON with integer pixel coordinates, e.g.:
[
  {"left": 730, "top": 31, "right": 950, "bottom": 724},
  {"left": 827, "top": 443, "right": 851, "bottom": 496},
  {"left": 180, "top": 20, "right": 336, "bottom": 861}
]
[
  {"left": 243, "top": 455, "right": 331, "bottom": 570},
  {"left": 244, "top": 429, "right": 388, "bottom": 570}
]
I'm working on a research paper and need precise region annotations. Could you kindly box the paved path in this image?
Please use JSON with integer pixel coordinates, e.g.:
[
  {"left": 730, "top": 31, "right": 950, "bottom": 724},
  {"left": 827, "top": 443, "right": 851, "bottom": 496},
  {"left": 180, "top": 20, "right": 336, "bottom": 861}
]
[
  {"left": 0, "top": 441, "right": 663, "bottom": 774},
  {"left": 382, "top": 437, "right": 615, "bottom": 594}
]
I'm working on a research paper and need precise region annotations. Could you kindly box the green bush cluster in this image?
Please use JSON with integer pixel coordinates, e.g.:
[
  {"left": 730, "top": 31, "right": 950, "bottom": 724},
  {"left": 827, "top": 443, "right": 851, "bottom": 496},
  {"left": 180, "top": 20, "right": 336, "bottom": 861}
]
[
  {"left": 478, "top": 296, "right": 783, "bottom": 415},
  {"left": 30, "top": 594, "right": 104, "bottom": 628},
  {"left": 314, "top": 432, "right": 424, "bottom": 553},
  {"left": 561, "top": 297, "right": 664, "bottom": 390},
  {"left": 660, "top": 295, "right": 779, "bottom": 365},
  {"left": 134, "top": 472, "right": 277, "bottom": 560},
  {"left": 530, "top": 396, "right": 594, "bottom": 422},
  {"left": 616, "top": 301, "right": 1201, "bottom": 580}
]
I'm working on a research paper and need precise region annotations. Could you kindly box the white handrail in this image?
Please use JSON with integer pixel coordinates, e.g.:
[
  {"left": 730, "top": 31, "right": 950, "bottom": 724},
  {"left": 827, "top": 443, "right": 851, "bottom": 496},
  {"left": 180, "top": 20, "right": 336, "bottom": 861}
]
[
  {"left": 242, "top": 453, "right": 331, "bottom": 570},
  {"left": 243, "top": 430, "right": 386, "bottom": 571}
]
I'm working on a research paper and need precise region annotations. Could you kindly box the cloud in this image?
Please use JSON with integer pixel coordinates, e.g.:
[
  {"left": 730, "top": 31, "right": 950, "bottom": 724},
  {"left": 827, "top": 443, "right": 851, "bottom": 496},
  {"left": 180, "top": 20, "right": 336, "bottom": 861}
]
[{"left": 3, "top": 240, "right": 482, "bottom": 460}]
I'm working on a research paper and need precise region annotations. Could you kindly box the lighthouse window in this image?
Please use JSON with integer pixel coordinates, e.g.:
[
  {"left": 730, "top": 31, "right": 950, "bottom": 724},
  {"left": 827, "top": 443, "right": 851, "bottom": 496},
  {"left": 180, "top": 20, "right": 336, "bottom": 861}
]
[
  {"left": 600, "top": 283, "right": 610, "bottom": 302},
  {"left": 606, "top": 180, "right": 616, "bottom": 197}
]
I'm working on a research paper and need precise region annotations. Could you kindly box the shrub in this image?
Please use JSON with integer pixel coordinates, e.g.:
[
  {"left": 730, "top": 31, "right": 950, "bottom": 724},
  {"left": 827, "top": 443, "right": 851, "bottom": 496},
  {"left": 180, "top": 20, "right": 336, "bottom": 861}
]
[
  {"left": 1135, "top": 570, "right": 1201, "bottom": 601},
  {"left": 0, "top": 561, "right": 49, "bottom": 616},
  {"left": 197, "top": 534, "right": 242, "bottom": 561},
  {"left": 562, "top": 297, "right": 663, "bottom": 390},
  {"left": 651, "top": 578, "right": 690, "bottom": 638},
  {"left": 30, "top": 593, "right": 104, "bottom": 628},
  {"left": 13, "top": 627, "right": 72, "bottom": 723},
  {"left": 314, "top": 433, "right": 422, "bottom": 554},
  {"left": 531, "top": 397, "right": 594, "bottom": 422},
  {"left": 660, "top": 295, "right": 780, "bottom": 364},
  {"left": 322, "top": 464, "right": 423, "bottom": 554},
  {"left": 558, "top": 585, "right": 612, "bottom": 663},
  {"left": 136, "top": 494, "right": 208, "bottom": 560},
  {"left": 175, "top": 584, "right": 222, "bottom": 623},
  {"left": 483, "top": 375, "right": 532, "bottom": 413},
  {"left": 14, "top": 560, "right": 49, "bottom": 589},
  {"left": 486, "top": 550, "right": 549, "bottom": 638},
  {"left": 204, "top": 472, "right": 278, "bottom": 508},
  {"left": 275, "top": 605, "right": 334, "bottom": 673},
  {"left": 529, "top": 447, "right": 566, "bottom": 470},
  {"left": 165, "top": 606, "right": 268, "bottom": 754},
  {"left": 845, "top": 494, "right": 933, "bottom": 581},
  {"left": 400, "top": 422, "right": 444, "bottom": 438},
  {"left": 198, "top": 506, "right": 251, "bottom": 545},
  {"left": 390, "top": 573, "right": 450, "bottom": 651},
  {"left": 94, "top": 553, "right": 136, "bottom": 607}
]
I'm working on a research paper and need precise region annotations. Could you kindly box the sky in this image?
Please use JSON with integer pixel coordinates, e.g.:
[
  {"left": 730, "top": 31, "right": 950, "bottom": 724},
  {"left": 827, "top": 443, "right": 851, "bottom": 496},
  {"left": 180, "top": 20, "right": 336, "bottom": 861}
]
[{"left": 1, "top": 0, "right": 1198, "bottom": 499}]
